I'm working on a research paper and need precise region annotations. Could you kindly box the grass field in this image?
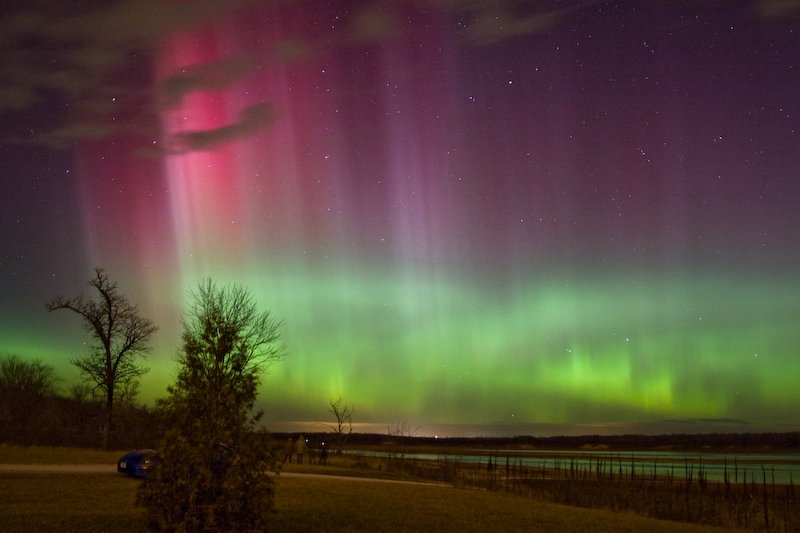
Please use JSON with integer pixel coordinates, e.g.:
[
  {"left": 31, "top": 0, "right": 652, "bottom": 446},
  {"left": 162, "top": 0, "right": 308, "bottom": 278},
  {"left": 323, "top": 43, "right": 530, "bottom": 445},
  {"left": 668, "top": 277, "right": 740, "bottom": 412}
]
[
  {"left": 0, "top": 472, "right": 741, "bottom": 532},
  {"left": 0, "top": 444, "right": 740, "bottom": 532},
  {"left": 0, "top": 443, "right": 125, "bottom": 464}
]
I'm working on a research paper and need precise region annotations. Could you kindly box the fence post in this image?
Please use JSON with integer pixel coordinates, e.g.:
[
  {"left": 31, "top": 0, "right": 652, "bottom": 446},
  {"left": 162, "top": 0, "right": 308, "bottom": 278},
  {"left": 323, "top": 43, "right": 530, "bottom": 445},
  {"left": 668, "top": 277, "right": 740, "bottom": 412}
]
[{"left": 761, "top": 464, "right": 769, "bottom": 529}]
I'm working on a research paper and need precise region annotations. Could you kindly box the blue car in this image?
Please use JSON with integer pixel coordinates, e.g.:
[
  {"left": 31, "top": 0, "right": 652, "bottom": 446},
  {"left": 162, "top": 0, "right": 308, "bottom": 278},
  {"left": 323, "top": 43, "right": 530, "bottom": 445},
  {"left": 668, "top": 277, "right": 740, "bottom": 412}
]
[{"left": 117, "top": 449, "right": 158, "bottom": 478}]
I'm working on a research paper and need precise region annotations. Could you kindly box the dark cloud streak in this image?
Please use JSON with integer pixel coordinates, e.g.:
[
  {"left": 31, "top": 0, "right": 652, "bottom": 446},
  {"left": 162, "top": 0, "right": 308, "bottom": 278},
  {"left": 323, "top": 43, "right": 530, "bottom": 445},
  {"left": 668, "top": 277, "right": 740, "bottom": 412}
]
[{"left": 142, "top": 103, "right": 277, "bottom": 156}]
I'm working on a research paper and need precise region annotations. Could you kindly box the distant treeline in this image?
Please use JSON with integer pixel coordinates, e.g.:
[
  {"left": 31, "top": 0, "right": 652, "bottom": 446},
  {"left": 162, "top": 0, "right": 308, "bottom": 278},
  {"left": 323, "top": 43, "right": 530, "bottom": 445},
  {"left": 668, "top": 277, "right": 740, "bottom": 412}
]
[
  {"left": 0, "top": 353, "right": 159, "bottom": 449},
  {"left": 273, "top": 431, "right": 800, "bottom": 451},
  {"left": 0, "top": 391, "right": 159, "bottom": 449}
]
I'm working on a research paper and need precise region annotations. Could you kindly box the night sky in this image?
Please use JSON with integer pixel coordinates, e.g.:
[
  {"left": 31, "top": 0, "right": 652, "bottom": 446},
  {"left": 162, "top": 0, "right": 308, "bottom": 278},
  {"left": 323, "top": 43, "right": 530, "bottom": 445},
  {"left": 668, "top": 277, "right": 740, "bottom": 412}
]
[{"left": 1, "top": 0, "right": 799, "bottom": 437}]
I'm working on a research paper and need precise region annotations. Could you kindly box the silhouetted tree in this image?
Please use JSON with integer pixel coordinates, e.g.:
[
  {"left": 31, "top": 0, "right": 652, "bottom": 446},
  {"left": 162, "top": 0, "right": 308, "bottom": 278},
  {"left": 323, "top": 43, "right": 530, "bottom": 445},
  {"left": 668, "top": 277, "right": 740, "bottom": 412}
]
[
  {"left": 67, "top": 382, "right": 100, "bottom": 436},
  {"left": 327, "top": 396, "right": 353, "bottom": 453},
  {"left": 138, "top": 279, "right": 285, "bottom": 532},
  {"left": 0, "top": 355, "right": 57, "bottom": 436},
  {"left": 387, "top": 421, "right": 417, "bottom": 439},
  {"left": 47, "top": 268, "right": 157, "bottom": 449}
]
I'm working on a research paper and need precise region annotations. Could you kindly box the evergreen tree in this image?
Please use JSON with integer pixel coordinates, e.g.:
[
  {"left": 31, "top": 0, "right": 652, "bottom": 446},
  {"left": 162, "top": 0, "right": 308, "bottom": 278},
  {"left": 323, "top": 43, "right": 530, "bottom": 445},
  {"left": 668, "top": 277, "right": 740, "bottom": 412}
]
[{"left": 138, "top": 280, "right": 285, "bottom": 532}]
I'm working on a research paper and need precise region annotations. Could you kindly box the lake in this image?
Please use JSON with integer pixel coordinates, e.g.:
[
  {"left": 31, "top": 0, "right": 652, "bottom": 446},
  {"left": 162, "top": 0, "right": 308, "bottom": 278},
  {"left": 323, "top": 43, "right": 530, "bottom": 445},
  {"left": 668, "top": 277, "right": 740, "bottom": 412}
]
[{"left": 345, "top": 448, "right": 800, "bottom": 484}]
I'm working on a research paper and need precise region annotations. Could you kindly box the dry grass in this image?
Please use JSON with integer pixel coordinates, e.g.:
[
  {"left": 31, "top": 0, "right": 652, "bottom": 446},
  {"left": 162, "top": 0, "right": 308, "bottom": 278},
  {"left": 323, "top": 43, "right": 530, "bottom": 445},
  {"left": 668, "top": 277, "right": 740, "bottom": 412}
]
[
  {"left": 271, "top": 475, "right": 735, "bottom": 533},
  {"left": 336, "top": 449, "right": 800, "bottom": 530},
  {"left": 0, "top": 470, "right": 738, "bottom": 533},
  {"left": 0, "top": 443, "right": 125, "bottom": 464},
  {"left": 0, "top": 473, "right": 144, "bottom": 532}
]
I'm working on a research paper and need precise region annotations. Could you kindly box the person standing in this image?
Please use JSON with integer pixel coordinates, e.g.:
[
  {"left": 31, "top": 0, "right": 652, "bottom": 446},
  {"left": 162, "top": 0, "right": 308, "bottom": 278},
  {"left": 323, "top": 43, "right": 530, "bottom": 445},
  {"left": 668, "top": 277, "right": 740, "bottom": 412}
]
[
  {"left": 284, "top": 437, "right": 295, "bottom": 464},
  {"left": 320, "top": 441, "right": 328, "bottom": 465},
  {"left": 296, "top": 435, "right": 306, "bottom": 464}
]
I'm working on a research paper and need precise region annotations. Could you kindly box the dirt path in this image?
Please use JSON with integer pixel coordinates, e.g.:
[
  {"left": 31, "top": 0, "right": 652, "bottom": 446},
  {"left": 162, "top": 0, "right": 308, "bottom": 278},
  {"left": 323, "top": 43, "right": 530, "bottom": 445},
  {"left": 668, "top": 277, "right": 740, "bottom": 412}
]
[
  {"left": 275, "top": 472, "right": 446, "bottom": 485},
  {"left": 0, "top": 463, "right": 442, "bottom": 486},
  {"left": 0, "top": 463, "right": 116, "bottom": 473}
]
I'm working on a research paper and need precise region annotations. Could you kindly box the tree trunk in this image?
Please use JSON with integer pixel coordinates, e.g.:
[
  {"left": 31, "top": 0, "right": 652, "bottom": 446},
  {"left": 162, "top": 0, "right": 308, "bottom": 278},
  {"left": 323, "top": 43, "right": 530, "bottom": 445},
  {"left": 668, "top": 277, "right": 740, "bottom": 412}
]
[{"left": 103, "top": 386, "right": 113, "bottom": 450}]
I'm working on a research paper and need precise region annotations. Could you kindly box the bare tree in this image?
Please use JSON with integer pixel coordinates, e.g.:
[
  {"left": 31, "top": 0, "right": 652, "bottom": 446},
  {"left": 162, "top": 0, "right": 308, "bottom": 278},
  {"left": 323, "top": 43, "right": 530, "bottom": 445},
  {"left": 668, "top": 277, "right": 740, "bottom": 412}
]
[
  {"left": 68, "top": 382, "right": 99, "bottom": 432},
  {"left": 327, "top": 397, "right": 353, "bottom": 453},
  {"left": 386, "top": 421, "right": 418, "bottom": 468},
  {"left": 47, "top": 268, "right": 157, "bottom": 449},
  {"left": 116, "top": 376, "right": 142, "bottom": 406},
  {"left": 0, "top": 355, "right": 57, "bottom": 435},
  {"left": 387, "top": 421, "right": 418, "bottom": 439}
]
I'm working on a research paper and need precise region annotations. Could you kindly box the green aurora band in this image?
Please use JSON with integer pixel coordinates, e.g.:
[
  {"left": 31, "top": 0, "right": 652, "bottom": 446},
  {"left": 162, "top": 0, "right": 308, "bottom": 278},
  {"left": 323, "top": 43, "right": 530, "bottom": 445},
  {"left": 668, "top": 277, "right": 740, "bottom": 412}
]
[{"left": 11, "top": 261, "right": 794, "bottom": 436}]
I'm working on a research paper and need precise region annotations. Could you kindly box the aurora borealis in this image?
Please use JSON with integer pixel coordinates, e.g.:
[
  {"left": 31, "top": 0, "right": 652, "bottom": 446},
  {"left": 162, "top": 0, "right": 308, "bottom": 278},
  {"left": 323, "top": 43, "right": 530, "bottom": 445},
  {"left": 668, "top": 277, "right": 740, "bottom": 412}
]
[{"left": 1, "top": 1, "right": 799, "bottom": 436}]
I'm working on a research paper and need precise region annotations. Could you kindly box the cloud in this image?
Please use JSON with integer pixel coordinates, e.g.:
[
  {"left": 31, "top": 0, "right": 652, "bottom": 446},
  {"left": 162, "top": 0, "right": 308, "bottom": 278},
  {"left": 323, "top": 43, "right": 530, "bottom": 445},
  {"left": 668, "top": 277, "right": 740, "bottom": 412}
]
[
  {"left": 432, "top": 0, "right": 594, "bottom": 46},
  {"left": 9, "top": 0, "right": 781, "bottom": 152},
  {"left": 0, "top": 84, "right": 40, "bottom": 111},
  {"left": 459, "top": 8, "right": 560, "bottom": 45},
  {"left": 40, "top": 122, "right": 118, "bottom": 149},
  {"left": 143, "top": 103, "right": 277, "bottom": 156},
  {"left": 157, "top": 55, "right": 255, "bottom": 109},
  {"left": 755, "top": 0, "right": 800, "bottom": 17},
  {"left": 45, "top": 0, "right": 256, "bottom": 47},
  {"left": 344, "top": 5, "right": 402, "bottom": 44},
  {"left": 0, "top": 0, "right": 258, "bottom": 150}
]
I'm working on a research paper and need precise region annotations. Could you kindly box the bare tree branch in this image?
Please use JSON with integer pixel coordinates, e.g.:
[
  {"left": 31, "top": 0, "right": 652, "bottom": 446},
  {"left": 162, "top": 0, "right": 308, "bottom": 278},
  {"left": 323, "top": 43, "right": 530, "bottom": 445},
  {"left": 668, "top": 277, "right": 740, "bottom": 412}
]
[
  {"left": 47, "top": 268, "right": 157, "bottom": 448},
  {"left": 327, "top": 397, "right": 353, "bottom": 453}
]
